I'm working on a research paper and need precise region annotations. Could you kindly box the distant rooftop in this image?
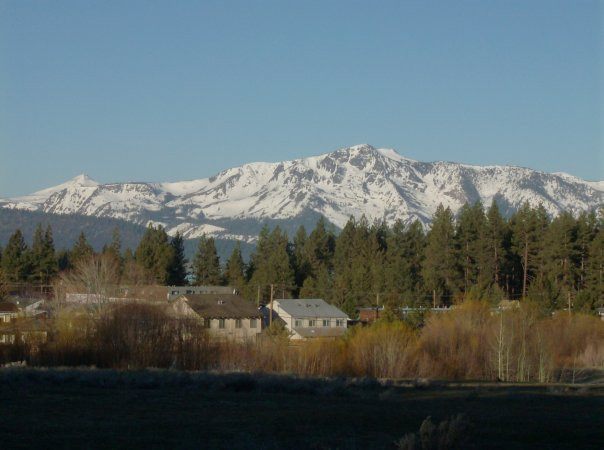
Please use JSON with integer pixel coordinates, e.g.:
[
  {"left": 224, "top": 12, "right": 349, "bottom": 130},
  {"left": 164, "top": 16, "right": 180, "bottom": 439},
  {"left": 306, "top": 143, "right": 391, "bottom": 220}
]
[{"left": 273, "top": 298, "right": 348, "bottom": 319}]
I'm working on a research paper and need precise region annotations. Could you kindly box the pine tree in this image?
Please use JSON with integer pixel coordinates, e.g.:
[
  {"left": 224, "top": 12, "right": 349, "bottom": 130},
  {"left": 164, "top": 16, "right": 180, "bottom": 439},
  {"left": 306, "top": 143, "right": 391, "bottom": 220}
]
[
  {"left": 585, "top": 223, "right": 603, "bottom": 309},
  {"left": 384, "top": 219, "right": 426, "bottom": 306},
  {"left": 167, "top": 232, "right": 188, "bottom": 285},
  {"left": 478, "top": 200, "right": 507, "bottom": 292},
  {"left": 248, "top": 226, "right": 294, "bottom": 301},
  {"left": 332, "top": 216, "right": 382, "bottom": 315},
  {"left": 71, "top": 232, "right": 94, "bottom": 265},
  {"left": 1, "top": 229, "right": 31, "bottom": 283},
  {"left": 540, "top": 211, "right": 579, "bottom": 304},
  {"left": 510, "top": 202, "right": 540, "bottom": 299},
  {"left": 422, "top": 204, "right": 458, "bottom": 306},
  {"left": 193, "top": 234, "right": 221, "bottom": 285},
  {"left": 102, "top": 227, "right": 123, "bottom": 276},
  {"left": 30, "top": 224, "right": 57, "bottom": 284},
  {"left": 575, "top": 211, "right": 598, "bottom": 293},
  {"left": 292, "top": 225, "right": 310, "bottom": 293},
  {"left": 225, "top": 241, "right": 246, "bottom": 291},
  {"left": 134, "top": 225, "right": 175, "bottom": 284},
  {"left": 455, "top": 202, "right": 485, "bottom": 292},
  {"left": 299, "top": 217, "right": 336, "bottom": 299}
]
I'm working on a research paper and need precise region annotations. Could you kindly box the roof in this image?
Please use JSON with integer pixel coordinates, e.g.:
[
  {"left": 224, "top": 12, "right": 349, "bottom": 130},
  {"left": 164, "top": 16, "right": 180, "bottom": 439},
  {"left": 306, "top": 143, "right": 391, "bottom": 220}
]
[
  {"left": 272, "top": 299, "right": 349, "bottom": 319},
  {"left": 292, "top": 327, "right": 348, "bottom": 338},
  {"left": 0, "top": 302, "right": 19, "bottom": 313},
  {"left": 180, "top": 294, "right": 261, "bottom": 319}
]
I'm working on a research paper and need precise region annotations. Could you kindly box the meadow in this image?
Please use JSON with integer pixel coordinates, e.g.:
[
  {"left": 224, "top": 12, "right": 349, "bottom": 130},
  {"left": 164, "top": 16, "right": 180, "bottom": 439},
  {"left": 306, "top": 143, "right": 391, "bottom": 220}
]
[{"left": 0, "top": 367, "right": 602, "bottom": 449}]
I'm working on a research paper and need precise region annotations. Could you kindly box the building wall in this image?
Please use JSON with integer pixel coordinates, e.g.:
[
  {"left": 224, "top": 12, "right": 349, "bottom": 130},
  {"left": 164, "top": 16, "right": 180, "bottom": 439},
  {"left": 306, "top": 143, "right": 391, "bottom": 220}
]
[
  {"left": 269, "top": 303, "right": 347, "bottom": 340},
  {"left": 205, "top": 317, "right": 261, "bottom": 341},
  {"left": 0, "top": 312, "right": 17, "bottom": 323}
]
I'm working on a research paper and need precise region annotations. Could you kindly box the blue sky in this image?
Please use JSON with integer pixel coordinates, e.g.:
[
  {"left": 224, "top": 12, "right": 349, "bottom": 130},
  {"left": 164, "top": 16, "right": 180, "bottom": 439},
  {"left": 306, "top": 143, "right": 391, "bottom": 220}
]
[{"left": 1, "top": 0, "right": 602, "bottom": 197}]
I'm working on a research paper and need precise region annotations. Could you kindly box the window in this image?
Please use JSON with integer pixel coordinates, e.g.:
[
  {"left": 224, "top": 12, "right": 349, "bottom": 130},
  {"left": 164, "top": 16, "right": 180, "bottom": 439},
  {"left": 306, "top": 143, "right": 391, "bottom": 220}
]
[
  {"left": 322, "top": 319, "right": 330, "bottom": 327},
  {"left": 308, "top": 319, "right": 316, "bottom": 327},
  {"left": 250, "top": 319, "right": 257, "bottom": 328},
  {"left": 295, "top": 319, "right": 302, "bottom": 327},
  {"left": 218, "top": 319, "right": 225, "bottom": 329},
  {"left": 336, "top": 319, "right": 345, "bottom": 327},
  {"left": 202, "top": 318, "right": 211, "bottom": 328},
  {"left": 235, "top": 319, "right": 242, "bottom": 329}
]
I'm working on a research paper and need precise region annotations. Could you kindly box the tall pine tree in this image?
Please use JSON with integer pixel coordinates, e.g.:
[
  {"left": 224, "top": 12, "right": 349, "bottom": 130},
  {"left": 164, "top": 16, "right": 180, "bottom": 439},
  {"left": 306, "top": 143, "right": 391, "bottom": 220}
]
[
  {"left": 193, "top": 234, "right": 221, "bottom": 285},
  {"left": 135, "top": 225, "right": 175, "bottom": 284},
  {"left": 167, "top": 232, "right": 188, "bottom": 285},
  {"left": 2, "top": 229, "right": 31, "bottom": 283},
  {"left": 71, "top": 232, "right": 94, "bottom": 265},
  {"left": 30, "top": 224, "right": 57, "bottom": 284},
  {"left": 422, "top": 205, "right": 458, "bottom": 305},
  {"left": 224, "top": 241, "right": 246, "bottom": 292}
]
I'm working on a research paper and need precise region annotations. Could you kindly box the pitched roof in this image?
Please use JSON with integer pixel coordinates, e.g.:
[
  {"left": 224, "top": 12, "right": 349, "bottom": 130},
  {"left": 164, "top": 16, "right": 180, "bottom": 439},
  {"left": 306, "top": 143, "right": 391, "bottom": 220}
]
[
  {"left": 180, "top": 294, "right": 261, "bottom": 319},
  {"left": 273, "top": 299, "right": 349, "bottom": 319}
]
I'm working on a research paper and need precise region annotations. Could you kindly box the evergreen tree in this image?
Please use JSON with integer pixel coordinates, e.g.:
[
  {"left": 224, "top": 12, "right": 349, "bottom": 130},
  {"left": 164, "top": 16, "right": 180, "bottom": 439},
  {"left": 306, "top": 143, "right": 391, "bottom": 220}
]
[
  {"left": 1, "top": 229, "right": 31, "bottom": 283},
  {"left": 299, "top": 217, "right": 336, "bottom": 300},
  {"left": 71, "top": 232, "right": 94, "bottom": 265},
  {"left": 248, "top": 226, "right": 294, "bottom": 301},
  {"left": 332, "top": 216, "right": 383, "bottom": 315},
  {"left": 422, "top": 205, "right": 458, "bottom": 305},
  {"left": 56, "top": 249, "right": 71, "bottom": 271},
  {"left": 225, "top": 241, "right": 246, "bottom": 291},
  {"left": 540, "top": 211, "right": 579, "bottom": 304},
  {"left": 292, "top": 225, "right": 310, "bottom": 293},
  {"left": 102, "top": 227, "right": 123, "bottom": 276},
  {"left": 575, "top": 211, "right": 598, "bottom": 293},
  {"left": 193, "top": 234, "right": 221, "bottom": 285},
  {"left": 510, "top": 202, "right": 541, "bottom": 299},
  {"left": 384, "top": 219, "right": 426, "bottom": 305},
  {"left": 455, "top": 202, "right": 485, "bottom": 292},
  {"left": 30, "top": 224, "right": 57, "bottom": 284},
  {"left": 135, "top": 225, "right": 175, "bottom": 284},
  {"left": 585, "top": 223, "right": 603, "bottom": 309},
  {"left": 167, "top": 232, "right": 188, "bottom": 285},
  {"left": 479, "top": 200, "right": 507, "bottom": 291}
]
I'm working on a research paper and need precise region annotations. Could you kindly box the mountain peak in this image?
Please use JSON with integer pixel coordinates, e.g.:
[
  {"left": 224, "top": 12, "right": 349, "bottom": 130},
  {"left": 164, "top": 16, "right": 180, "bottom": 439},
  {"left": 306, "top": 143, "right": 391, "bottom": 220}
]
[
  {"left": 347, "top": 143, "right": 376, "bottom": 153},
  {"left": 69, "top": 174, "right": 99, "bottom": 187}
]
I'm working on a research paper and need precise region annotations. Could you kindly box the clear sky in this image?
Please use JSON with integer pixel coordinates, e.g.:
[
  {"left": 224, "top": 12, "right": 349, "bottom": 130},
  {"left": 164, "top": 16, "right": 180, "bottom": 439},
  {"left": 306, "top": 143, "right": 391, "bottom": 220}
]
[{"left": 1, "top": 0, "right": 602, "bottom": 197}]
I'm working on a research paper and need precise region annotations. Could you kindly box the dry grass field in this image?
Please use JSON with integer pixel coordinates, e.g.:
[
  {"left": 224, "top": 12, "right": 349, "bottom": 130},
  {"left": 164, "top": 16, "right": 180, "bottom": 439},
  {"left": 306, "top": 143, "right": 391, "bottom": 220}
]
[{"left": 0, "top": 368, "right": 602, "bottom": 449}]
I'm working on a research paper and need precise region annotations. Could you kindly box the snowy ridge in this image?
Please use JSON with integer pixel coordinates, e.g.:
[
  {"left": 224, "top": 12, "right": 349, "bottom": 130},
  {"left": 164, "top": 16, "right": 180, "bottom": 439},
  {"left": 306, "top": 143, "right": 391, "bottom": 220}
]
[{"left": 2, "top": 144, "right": 602, "bottom": 242}]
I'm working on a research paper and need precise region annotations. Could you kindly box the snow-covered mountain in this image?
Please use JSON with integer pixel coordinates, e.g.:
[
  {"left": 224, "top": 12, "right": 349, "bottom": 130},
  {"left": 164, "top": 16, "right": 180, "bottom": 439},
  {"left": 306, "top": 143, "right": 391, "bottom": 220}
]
[{"left": 2, "top": 144, "right": 602, "bottom": 242}]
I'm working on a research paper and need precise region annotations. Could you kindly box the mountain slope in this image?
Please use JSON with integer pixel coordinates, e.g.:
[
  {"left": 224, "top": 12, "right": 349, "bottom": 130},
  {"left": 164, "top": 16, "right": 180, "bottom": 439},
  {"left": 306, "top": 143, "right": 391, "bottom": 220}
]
[{"left": 2, "top": 144, "right": 602, "bottom": 242}]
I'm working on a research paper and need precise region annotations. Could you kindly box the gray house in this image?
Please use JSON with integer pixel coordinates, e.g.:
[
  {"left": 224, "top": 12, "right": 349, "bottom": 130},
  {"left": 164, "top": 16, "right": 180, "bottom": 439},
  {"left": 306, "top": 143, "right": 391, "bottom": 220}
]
[{"left": 265, "top": 298, "right": 349, "bottom": 340}]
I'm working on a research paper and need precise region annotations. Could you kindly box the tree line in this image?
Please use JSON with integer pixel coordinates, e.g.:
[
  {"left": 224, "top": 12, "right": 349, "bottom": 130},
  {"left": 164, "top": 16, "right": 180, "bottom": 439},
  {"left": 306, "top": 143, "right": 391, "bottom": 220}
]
[{"left": 1, "top": 201, "right": 602, "bottom": 315}]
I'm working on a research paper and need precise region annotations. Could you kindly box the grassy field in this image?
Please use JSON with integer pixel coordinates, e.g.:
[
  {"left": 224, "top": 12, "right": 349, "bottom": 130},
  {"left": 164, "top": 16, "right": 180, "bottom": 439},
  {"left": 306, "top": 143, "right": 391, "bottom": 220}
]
[{"left": 0, "top": 368, "right": 602, "bottom": 449}]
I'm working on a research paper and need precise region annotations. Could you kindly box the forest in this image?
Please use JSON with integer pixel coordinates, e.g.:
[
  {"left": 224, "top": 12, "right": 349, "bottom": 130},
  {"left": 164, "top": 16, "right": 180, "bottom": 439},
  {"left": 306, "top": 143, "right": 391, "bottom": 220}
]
[{"left": 2, "top": 200, "right": 602, "bottom": 316}]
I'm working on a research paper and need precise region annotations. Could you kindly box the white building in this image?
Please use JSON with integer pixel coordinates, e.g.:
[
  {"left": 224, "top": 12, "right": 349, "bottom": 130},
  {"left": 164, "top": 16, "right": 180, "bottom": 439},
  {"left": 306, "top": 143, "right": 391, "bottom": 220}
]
[{"left": 266, "top": 298, "right": 349, "bottom": 340}]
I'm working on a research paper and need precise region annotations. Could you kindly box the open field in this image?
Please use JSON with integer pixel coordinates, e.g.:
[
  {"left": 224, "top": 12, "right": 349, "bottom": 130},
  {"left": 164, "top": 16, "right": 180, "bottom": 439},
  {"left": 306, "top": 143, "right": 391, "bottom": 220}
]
[{"left": 0, "top": 368, "right": 602, "bottom": 449}]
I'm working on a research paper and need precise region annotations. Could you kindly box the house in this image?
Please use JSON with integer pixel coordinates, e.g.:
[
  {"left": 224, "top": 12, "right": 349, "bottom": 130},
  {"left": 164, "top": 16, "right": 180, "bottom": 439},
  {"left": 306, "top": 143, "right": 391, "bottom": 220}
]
[
  {"left": 0, "top": 302, "right": 19, "bottom": 323},
  {"left": 0, "top": 317, "right": 49, "bottom": 346},
  {"left": 169, "top": 294, "right": 262, "bottom": 340},
  {"left": 7, "top": 297, "right": 46, "bottom": 317},
  {"left": 265, "top": 298, "right": 349, "bottom": 340},
  {"left": 358, "top": 306, "right": 383, "bottom": 323},
  {"left": 166, "top": 285, "right": 236, "bottom": 300}
]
